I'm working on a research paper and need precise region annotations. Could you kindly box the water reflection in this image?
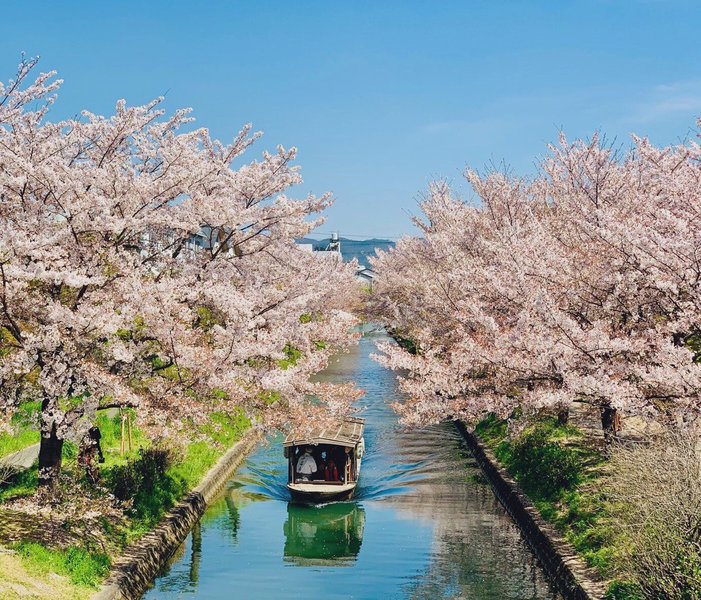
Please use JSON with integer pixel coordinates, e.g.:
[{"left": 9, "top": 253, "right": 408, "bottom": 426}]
[
  {"left": 222, "top": 494, "right": 241, "bottom": 542},
  {"left": 283, "top": 502, "right": 365, "bottom": 567},
  {"left": 188, "top": 522, "right": 202, "bottom": 584}
]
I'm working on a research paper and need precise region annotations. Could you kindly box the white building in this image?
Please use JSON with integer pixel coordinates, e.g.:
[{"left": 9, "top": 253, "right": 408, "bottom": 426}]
[{"left": 356, "top": 267, "right": 377, "bottom": 290}]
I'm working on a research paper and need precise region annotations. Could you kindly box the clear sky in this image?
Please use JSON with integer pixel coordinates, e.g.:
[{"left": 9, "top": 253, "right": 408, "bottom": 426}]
[{"left": 2, "top": 1, "right": 700, "bottom": 239}]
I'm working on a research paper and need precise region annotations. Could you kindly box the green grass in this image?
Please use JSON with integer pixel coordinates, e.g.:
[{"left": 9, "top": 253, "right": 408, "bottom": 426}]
[
  {"left": 105, "top": 408, "right": 250, "bottom": 538},
  {"left": 0, "top": 467, "right": 38, "bottom": 502},
  {"left": 0, "top": 401, "right": 42, "bottom": 458},
  {"left": 13, "top": 542, "right": 110, "bottom": 589},
  {"left": 0, "top": 429, "right": 40, "bottom": 458},
  {"left": 168, "top": 410, "right": 250, "bottom": 489},
  {"left": 96, "top": 410, "right": 150, "bottom": 469},
  {"left": 167, "top": 441, "right": 217, "bottom": 490},
  {"left": 475, "top": 415, "right": 648, "bottom": 599},
  {"left": 107, "top": 446, "right": 188, "bottom": 535}
]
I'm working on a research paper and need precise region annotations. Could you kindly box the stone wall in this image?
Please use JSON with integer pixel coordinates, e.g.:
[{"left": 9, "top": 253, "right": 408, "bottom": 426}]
[
  {"left": 93, "top": 430, "right": 261, "bottom": 600},
  {"left": 455, "top": 422, "right": 607, "bottom": 600}
]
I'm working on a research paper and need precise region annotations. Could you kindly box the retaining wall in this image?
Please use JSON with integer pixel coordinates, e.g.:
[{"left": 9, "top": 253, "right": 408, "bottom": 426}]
[
  {"left": 93, "top": 430, "right": 261, "bottom": 600},
  {"left": 455, "top": 422, "right": 607, "bottom": 600}
]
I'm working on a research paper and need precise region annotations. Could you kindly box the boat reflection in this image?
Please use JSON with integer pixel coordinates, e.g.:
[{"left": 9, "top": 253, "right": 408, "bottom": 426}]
[{"left": 283, "top": 502, "right": 365, "bottom": 567}]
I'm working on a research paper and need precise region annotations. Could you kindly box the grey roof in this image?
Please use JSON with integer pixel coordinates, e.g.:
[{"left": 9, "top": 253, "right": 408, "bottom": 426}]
[{"left": 283, "top": 417, "right": 365, "bottom": 448}]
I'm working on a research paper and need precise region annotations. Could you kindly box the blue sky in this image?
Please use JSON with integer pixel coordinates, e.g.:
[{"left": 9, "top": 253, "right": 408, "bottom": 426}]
[{"left": 2, "top": 1, "right": 700, "bottom": 239}]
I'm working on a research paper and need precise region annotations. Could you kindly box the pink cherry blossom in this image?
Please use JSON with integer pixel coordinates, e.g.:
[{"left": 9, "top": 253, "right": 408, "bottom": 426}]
[
  {"left": 0, "top": 57, "right": 362, "bottom": 491},
  {"left": 370, "top": 124, "right": 701, "bottom": 437}
]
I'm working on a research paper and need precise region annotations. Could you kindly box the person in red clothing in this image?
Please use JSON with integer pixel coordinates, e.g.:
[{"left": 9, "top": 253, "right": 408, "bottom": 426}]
[{"left": 325, "top": 459, "right": 339, "bottom": 482}]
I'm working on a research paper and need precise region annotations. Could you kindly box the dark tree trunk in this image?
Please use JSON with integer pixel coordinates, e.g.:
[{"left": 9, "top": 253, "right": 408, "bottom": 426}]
[
  {"left": 600, "top": 405, "right": 621, "bottom": 447},
  {"left": 78, "top": 427, "right": 103, "bottom": 485},
  {"left": 557, "top": 407, "right": 570, "bottom": 426},
  {"left": 38, "top": 420, "right": 63, "bottom": 494}
]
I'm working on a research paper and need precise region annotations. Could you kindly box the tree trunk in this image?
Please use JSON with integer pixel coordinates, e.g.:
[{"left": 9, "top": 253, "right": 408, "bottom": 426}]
[
  {"left": 557, "top": 407, "right": 570, "bottom": 426},
  {"left": 38, "top": 420, "right": 63, "bottom": 495},
  {"left": 600, "top": 405, "right": 621, "bottom": 447},
  {"left": 78, "top": 427, "right": 103, "bottom": 485}
]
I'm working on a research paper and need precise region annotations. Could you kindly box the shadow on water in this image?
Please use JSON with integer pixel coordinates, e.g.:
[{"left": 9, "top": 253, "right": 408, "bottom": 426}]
[{"left": 146, "top": 330, "right": 562, "bottom": 600}]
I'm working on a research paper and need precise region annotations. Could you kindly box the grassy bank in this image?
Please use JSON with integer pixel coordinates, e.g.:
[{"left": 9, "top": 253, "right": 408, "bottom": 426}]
[
  {"left": 0, "top": 402, "right": 41, "bottom": 458},
  {"left": 0, "top": 548, "right": 96, "bottom": 600},
  {"left": 107, "top": 409, "right": 250, "bottom": 538},
  {"left": 474, "top": 416, "right": 642, "bottom": 600},
  {"left": 0, "top": 408, "right": 251, "bottom": 595}
]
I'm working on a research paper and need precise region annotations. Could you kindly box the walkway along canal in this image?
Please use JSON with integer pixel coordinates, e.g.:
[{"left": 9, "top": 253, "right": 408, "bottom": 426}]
[{"left": 144, "top": 329, "right": 561, "bottom": 599}]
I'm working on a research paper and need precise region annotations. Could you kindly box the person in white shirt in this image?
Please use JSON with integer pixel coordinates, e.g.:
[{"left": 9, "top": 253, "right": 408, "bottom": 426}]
[{"left": 296, "top": 447, "right": 317, "bottom": 481}]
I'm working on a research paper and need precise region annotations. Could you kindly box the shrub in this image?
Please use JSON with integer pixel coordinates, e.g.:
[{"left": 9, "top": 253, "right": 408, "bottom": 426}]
[
  {"left": 107, "top": 446, "right": 186, "bottom": 527},
  {"left": 604, "top": 581, "right": 644, "bottom": 600},
  {"left": 509, "top": 422, "right": 582, "bottom": 500},
  {"left": 604, "top": 430, "right": 701, "bottom": 599}
]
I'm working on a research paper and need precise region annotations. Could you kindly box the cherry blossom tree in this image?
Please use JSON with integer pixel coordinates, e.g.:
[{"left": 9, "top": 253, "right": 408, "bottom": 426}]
[
  {"left": 0, "top": 57, "right": 361, "bottom": 494},
  {"left": 370, "top": 124, "right": 701, "bottom": 439}
]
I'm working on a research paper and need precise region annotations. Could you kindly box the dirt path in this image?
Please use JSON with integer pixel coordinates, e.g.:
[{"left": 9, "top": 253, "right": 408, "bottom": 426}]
[{"left": 0, "top": 444, "right": 40, "bottom": 471}]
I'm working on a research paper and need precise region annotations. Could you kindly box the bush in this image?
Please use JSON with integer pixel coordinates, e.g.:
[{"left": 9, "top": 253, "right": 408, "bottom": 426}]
[
  {"left": 604, "top": 581, "right": 644, "bottom": 600},
  {"left": 107, "top": 446, "right": 186, "bottom": 527},
  {"left": 475, "top": 415, "right": 625, "bottom": 583},
  {"left": 509, "top": 422, "right": 582, "bottom": 500},
  {"left": 106, "top": 410, "right": 248, "bottom": 532},
  {"left": 604, "top": 430, "right": 701, "bottom": 599}
]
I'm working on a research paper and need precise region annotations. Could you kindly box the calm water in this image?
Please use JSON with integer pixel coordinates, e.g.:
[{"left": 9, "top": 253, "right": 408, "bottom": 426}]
[{"left": 145, "top": 329, "right": 561, "bottom": 599}]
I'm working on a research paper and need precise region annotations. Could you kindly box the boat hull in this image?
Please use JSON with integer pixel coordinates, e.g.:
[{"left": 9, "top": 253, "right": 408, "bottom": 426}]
[{"left": 288, "top": 482, "right": 357, "bottom": 503}]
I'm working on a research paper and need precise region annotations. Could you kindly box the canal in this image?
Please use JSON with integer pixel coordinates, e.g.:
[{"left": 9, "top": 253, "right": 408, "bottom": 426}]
[{"left": 145, "top": 329, "right": 561, "bottom": 599}]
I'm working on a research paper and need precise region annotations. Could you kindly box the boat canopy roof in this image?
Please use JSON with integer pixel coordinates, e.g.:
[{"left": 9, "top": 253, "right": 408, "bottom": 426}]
[{"left": 283, "top": 417, "right": 365, "bottom": 449}]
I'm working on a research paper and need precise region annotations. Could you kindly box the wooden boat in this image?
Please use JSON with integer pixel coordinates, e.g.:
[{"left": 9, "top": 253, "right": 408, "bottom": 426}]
[{"left": 284, "top": 417, "right": 365, "bottom": 503}]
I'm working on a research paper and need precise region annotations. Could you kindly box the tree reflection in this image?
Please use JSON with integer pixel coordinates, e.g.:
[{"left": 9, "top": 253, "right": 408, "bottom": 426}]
[
  {"left": 224, "top": 495, "right": 241, "bottom": 542},
  {"left": 189, "top": 522, "right": 202, "bottom": 584}
]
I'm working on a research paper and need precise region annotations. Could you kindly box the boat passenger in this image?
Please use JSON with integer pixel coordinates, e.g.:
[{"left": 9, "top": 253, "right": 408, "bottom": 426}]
[
  {"left": 296, "top": 446, "right": 317, "bottom": 481},
  {"left": 315, "top": 458, "right": 327, "bottom": 480},
  {"left": 325, "top": 459, "right": 339, "bottom": 482}
]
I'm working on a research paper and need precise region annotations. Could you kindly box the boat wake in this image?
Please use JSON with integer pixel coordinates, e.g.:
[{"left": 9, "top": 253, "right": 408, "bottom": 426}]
[{"left": 227, "top": 424, "right": 447, "bottom": 505}]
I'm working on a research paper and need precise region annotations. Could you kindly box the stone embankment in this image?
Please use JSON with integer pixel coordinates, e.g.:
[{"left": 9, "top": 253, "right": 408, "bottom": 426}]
[
  {"left": 455, "top": 422, "right": 607, "bottom": 600},
  {"left": 93, "top": 430, "right": 261, "bottom": 600}
]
